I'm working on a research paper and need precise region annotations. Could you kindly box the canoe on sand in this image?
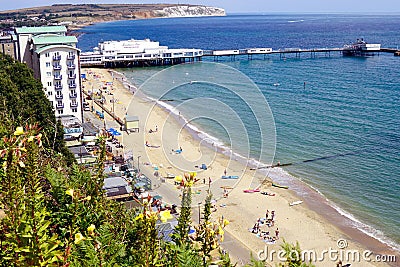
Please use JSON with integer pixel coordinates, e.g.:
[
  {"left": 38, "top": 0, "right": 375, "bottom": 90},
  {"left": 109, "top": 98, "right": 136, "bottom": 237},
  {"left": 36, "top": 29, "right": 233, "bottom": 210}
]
[
  {"left": 289, "top": 200, "right": 303, "bottom": 206},
  {"left": 243, "top": 189, "right": 260, "bottom": 193},
  {"left": 272, "top": 183, "right": 289, "bottom": 189},
  {"left": 221, "top": 175, "right": 239, "bottom": 179}
]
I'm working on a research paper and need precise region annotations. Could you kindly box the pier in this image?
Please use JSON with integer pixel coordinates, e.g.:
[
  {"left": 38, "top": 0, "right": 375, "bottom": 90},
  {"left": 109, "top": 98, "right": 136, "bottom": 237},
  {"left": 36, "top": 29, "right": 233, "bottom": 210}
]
[{"left": 80, "top": 38, "right": 400, "bottom": 68}]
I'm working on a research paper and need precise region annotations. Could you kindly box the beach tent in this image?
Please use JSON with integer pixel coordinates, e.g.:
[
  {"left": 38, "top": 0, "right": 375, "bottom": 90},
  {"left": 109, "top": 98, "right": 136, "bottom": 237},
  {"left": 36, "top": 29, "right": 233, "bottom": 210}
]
[{"left": 124, "top": 115, "right": 139, "bottom": 133}]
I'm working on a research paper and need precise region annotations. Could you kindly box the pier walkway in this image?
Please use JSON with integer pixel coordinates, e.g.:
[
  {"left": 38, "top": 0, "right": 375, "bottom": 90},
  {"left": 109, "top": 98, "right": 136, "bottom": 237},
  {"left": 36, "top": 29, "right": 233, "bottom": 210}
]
[{"left": 80, "top": 46, "right": 400, "bottom": 68}]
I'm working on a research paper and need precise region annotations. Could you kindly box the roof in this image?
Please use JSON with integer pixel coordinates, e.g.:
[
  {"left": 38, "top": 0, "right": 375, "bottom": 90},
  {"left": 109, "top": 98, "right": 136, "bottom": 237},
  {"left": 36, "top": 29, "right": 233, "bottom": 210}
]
[
  {"left": 68, "top": 145, "right": 90, "bottom": 157},
  {"left": 103, "top": 177, "right": 128, "bottom": 189},
  {"left": 32, "top": 35, "right": 77, "bottom": 46},
  {"left": 15, "top": 26, "right": 67, "bottom": 34},
  {"left": 125, "top": 115, "right": 139, "bottom": 121},
  {"left": 35, "top": 44, "right": 80, "bottom": 54}
]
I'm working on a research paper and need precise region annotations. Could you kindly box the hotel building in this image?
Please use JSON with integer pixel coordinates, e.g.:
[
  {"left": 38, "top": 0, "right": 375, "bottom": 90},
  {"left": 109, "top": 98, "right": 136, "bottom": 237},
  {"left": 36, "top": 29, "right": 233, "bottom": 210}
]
[{"left": 15, "top": 26, "right": 83, "bottom": 122}]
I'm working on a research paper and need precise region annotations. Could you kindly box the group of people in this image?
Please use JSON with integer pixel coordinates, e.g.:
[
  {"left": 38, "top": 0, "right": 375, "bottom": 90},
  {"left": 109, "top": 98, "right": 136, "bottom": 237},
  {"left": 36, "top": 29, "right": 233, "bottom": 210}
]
[{"left": 250, "top": 209, "right": 279, "bottom": 244}]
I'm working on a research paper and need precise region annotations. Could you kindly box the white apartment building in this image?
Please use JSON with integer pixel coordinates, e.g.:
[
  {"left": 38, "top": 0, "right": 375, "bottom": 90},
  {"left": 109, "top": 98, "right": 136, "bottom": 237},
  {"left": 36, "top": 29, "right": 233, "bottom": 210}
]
[{"left": 15, "top": 26, "right": 83, "bottom": 122}]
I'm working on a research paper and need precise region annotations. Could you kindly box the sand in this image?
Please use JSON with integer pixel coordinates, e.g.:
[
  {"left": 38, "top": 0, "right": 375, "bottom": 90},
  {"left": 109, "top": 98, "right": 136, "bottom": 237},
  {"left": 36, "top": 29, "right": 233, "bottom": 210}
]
[{"left": 82, "top": 68, "right": 394, "bottom": 267}]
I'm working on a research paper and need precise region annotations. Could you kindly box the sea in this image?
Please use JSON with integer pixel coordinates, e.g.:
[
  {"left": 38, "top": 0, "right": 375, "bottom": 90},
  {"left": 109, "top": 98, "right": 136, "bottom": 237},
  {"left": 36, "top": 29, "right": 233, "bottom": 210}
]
[{"left": 77, "top": 14, "right": 400, "bottom": 252}]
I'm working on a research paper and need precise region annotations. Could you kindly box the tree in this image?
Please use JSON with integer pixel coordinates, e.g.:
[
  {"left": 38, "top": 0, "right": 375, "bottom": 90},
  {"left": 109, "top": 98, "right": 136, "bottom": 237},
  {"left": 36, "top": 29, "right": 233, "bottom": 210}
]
[{"left": 0, "top": 54, "right": 74, "bottom": 164}]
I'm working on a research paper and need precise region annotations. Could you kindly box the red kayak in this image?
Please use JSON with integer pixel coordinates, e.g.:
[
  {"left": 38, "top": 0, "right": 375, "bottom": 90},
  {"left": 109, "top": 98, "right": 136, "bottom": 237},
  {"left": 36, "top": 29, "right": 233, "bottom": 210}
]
[{"left": 243, "top": 189, "right": 260, "bottom": 193}]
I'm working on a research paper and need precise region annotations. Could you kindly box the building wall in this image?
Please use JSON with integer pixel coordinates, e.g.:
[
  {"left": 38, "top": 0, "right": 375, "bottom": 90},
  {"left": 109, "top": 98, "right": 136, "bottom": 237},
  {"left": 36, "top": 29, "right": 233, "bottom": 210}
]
[
  {"left": 37, "top": 47, "right": 82, "bottom": 122},
  {"left": 17, "top": 34, "right": 33, "bottom": 67},
  {"left": 0, "top": 37, "right": 17, "bottom": 59}
]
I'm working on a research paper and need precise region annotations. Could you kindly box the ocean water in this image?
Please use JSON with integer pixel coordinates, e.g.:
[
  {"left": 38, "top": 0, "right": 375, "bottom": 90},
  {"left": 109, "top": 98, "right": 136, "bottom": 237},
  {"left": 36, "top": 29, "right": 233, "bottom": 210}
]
[{"left": 77, "top": 14, "right": 400, "bottom": 250}]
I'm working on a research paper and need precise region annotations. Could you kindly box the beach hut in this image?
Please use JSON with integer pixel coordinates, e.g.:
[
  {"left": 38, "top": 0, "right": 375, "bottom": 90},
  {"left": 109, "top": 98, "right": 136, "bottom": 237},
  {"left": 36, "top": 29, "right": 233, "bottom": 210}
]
[{"left": 124, "top": 115, "right": 139, "bottom": 133}]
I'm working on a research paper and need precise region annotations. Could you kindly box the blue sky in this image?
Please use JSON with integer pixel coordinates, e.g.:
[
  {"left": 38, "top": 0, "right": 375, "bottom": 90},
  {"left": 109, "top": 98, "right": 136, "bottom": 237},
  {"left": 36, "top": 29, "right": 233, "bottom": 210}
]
[{"left": 3, "top": 0, "right": 400, "bottom": 13}]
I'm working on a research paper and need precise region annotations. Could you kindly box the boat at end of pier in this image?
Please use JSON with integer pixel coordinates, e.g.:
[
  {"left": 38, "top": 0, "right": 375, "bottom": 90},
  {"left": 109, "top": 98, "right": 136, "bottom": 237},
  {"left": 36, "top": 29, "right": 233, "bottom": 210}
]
[{"left": 342, "top": 38, "right": 381, "bottom": 56}]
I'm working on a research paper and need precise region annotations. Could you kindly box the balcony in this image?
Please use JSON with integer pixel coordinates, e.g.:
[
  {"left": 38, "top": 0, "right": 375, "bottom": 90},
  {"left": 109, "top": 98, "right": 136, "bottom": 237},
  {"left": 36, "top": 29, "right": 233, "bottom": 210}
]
[
  {"left": 67, "top": 64, "right": 76, "bottom": 69},
  {"left": 67, "top": 54, "right": 75, "bottom": 60},
  {"left": 53, "top": 65, "right": 62, "bottom": 70},
  {"left": 55, "top": 94, "right": 63, "bottom": 100},
  {"left": 68, "top": 83, "right": 77, "bottom": 89},
  {"left": 53, "top": 55, "right": 61, "bottom": 61},
  {"left": 70, "top": 102, "right": 78, "bottom": 108},
  {"left": 68, "top": 74, "right": 76, "bottom": 79},
  {"left": 54, "top": 84, "right": 63, "bottom": 90},
  {"left": 56, "top": 103, "right": 64, "bottom": 109},
  {"left": 69, "top": 93, "right": 77, "bottom": 99},
  {"left": 54, "top": 75, "right": 62, "bottom": 80}
]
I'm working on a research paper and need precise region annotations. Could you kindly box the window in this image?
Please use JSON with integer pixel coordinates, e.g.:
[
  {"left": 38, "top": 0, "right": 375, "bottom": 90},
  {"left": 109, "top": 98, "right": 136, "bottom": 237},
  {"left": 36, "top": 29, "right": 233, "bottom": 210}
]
[
  {"left": 72, "top": 108, "right": 77, "bottom": 112},
  {"left": 48, "top": 91, "right": 53, "bottom": 96},
  {"left": 70, "top": 89, "right": 76, "bottom": 94},
  {"left": 54, "top": 52, "right": 59, "bottom": 56},
  {"left": 45, "top": 53, "right": 50, "bottom": 57},
  {"left": 47, "top": 82, "right": 52, "bottom": 86},
  {"left": 57, "top": 110, "right": 63, "bottom": 115},
  {"left": 46, "top": 72, "right": 51, "bottom": 77},
  {"left": 57, "top": 101, "right": 62, "bottom": 105},
  {"left": 56, "top": 91, "right": 62, "bottom": 97},
  {"left": 46, "top": 62, "right": 51, "bottom": 67}
]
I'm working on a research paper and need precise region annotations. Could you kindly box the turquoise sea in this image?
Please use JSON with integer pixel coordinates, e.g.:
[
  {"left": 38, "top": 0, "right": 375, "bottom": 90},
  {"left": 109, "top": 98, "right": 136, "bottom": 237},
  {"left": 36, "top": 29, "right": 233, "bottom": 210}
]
[{"left": 77, "top": 14, "right": 400, "bottom": 251}]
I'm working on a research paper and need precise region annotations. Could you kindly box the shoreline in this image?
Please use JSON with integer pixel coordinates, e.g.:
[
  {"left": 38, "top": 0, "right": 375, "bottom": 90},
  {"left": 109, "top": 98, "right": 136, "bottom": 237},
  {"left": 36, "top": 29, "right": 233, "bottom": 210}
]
[{"left": 82, "top": 67, "right": 398, "bottom": 266}]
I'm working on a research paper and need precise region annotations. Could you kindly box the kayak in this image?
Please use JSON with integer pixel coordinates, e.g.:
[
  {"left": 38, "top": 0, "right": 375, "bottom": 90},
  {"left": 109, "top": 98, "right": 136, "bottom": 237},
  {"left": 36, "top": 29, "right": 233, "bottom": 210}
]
[
  {"left": 243, "top": 189, "right": 260, "bottom": 193},
  {"left": 272, "top": 183, "right": 289, "bottom": 189},
  {"left": 261, "top": 192, "right": 275, "bottom": 196},
  {"left": 289, "top": 200, "right": 303, "bottom": 206},
  {"left": 221, "top": 175, "right": 239, "bottom": 179}
]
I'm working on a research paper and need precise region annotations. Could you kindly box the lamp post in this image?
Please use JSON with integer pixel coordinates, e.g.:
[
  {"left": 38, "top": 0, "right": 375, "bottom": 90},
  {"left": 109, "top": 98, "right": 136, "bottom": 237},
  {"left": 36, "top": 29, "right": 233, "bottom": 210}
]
[
  {"left": 137, "top": 155, "right": 141, "bottom": 172},
  {"left": 198, "top": 202, "right": 202, "bottom": 223}
]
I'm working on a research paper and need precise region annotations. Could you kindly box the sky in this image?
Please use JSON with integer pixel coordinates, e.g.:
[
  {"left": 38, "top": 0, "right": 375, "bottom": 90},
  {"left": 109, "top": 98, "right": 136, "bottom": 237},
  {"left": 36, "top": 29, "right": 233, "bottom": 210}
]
[{"left": 2, "top": 0, "right": 400, "bottom": 13}]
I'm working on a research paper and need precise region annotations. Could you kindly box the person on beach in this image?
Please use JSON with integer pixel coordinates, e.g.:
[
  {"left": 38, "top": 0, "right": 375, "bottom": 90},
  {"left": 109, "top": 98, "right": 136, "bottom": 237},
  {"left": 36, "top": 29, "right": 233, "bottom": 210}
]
[
  {"left": 224, "top": 169, "right": 227, "bottom": 176},
  {"left": 275, "top": 228, "right": 279, "bottom": 239},
  {"left": 208, "top": 177, "right": 212, "bottom": 185},
  {"left": 265, "top": 209, "right": 269, "bottom": 220},
  {"left": 203, "top": 178, "right": 206, "bottom": 184},
  {"left": 271, "top": 210, "right": 275, "bottom": 221},
  {"left": 155, "top": 125, "right": 158, "bottom": 132}
]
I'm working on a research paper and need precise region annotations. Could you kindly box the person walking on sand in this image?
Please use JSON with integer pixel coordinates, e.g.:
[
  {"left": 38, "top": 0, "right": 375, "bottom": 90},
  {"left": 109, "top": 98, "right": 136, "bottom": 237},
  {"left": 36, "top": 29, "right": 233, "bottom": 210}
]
[
  {"left": 275, "top": 228, "right": 279, "bottom": 239},
  {"left": 265, "top": 209, "right": 269, "bottom": 220},
  {"left": 224, "top": 169, "right": 227, "bottom": 176},
  {"left": 208, "top": 177, "right": 212, "bottom": 185}
]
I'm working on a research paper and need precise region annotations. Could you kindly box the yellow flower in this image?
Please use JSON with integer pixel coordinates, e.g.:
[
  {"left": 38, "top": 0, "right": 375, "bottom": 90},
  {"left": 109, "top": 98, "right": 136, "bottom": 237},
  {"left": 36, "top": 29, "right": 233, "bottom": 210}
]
[
  {"left": 190, "top": 172, "right": 197, "bottom": 178},
  {"left": 223, "top": 219, "right": 230, "bottom": 227},
  {"left": 217, "top": 226, "right": 224, "bottom": 236},
  {"left": 74, "top": 233, "right": 85, "bottom": 244},
  {"left": 13, "top": 127, "right": 24, "bottom": 136},
  {"left": 66, "top": 189, "right": 74, "bottom": 198},
  {"left": 27, "top": 136, "right": 35, "bottom": 142},
  {"left": 134, "top": 213, "right": 144, "bottom": 221},
  {"left": 87, "top": 224, "right": 96, "bottom": 235},
  {"left": 160, "top": 210, "right": 173, "bottom": 223},
  {"left": 174, "top": 175, "right": 183, "bottom": 182},
  {"left": 84, "top": 196, "right": 91, "bottom": 201}
]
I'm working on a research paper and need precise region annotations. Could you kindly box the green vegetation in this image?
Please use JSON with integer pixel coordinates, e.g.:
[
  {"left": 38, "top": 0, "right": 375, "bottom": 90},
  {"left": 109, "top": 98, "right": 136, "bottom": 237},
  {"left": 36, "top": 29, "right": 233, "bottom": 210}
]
[{"left": 0, "top": 54, "right": 74, "bottom": 164}]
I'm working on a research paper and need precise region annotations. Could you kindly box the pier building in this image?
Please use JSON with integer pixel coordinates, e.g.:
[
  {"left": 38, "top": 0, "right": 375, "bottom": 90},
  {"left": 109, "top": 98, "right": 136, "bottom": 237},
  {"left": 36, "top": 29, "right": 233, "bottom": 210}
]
[{"left": 80, "top": 39, "right": 203, "bottom": 67}]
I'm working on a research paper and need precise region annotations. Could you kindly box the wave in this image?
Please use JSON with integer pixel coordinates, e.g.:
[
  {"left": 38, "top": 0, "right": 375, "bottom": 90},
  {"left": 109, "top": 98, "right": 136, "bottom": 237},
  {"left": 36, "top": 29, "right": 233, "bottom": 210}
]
[{"left": 288, "top": 19, "right": 305, "bottom": 23}]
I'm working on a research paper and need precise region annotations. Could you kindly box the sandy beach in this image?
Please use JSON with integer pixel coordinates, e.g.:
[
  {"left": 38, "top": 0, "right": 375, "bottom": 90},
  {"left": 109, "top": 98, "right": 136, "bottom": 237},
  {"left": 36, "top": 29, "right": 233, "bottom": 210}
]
[{"left": 81, "top": 67, "right": 395, "bottom": 267}]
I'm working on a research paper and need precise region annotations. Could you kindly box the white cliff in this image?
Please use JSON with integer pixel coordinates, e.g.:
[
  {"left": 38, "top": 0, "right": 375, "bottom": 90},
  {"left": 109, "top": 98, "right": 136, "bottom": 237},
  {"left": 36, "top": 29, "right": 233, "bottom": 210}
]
[{"left": 154, "top": 5, "right": 226, "bottom": 18}]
